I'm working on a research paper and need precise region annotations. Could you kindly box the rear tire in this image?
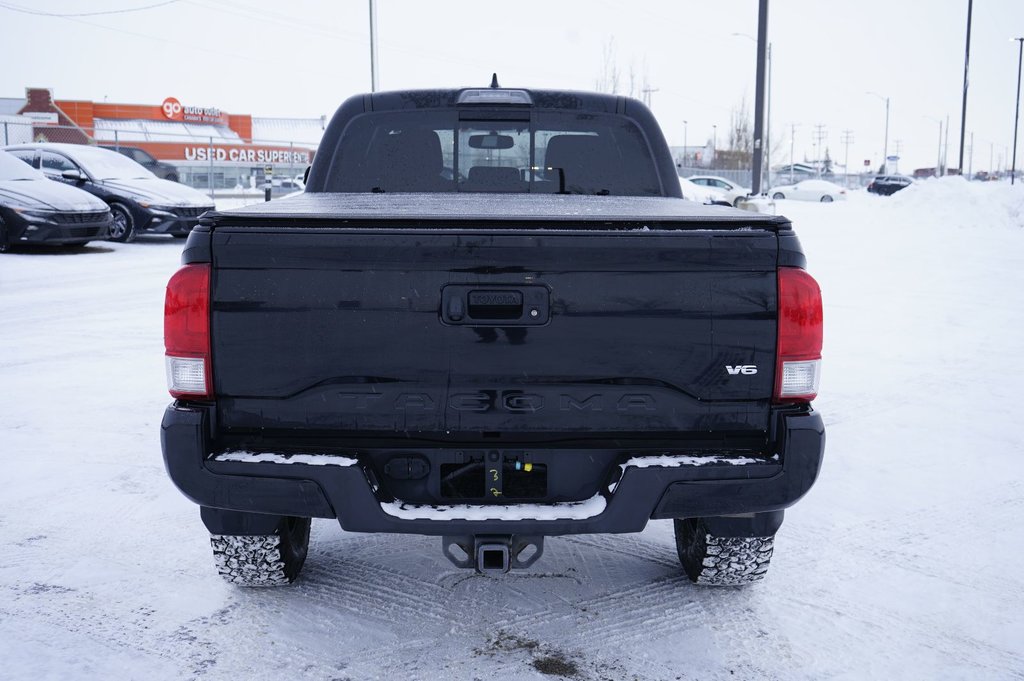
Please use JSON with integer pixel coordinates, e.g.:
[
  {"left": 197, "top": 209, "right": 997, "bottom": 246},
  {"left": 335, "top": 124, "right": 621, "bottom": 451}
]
[
  {"left": 107, "top": 202, "right": 136, "bottom": 243},
  {"left": 820, "top": 195, "right": 834, "bottom": 203},
  {"left": 211, "top": 516, "right": 311, "bottom": 586},
  {"left": 772, "top": 192, "right": 785, "bottom": 200},
  {"left": 674, "top": 518, "right": 774, "bottom": 586}
]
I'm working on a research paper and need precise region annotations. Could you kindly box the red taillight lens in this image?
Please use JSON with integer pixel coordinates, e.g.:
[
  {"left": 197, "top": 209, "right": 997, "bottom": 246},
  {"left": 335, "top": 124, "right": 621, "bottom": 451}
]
[
  {"left": 775, "top": 267, "right": 823, "bottom": 403},
  {"left": 164, "top": 263, "right": 212, "bottom": 399}
]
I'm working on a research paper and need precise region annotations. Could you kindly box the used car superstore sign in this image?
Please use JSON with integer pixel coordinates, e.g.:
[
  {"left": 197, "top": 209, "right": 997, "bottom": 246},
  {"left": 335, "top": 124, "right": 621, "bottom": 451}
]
[{"left": 183, "top": 146, "right": 311, "bottom": 164}]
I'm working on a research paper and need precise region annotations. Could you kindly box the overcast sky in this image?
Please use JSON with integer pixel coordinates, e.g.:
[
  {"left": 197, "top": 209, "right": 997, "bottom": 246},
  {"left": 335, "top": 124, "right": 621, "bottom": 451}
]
[{"left": 1, "top": 0, "right": 1022, "bottom": 173}]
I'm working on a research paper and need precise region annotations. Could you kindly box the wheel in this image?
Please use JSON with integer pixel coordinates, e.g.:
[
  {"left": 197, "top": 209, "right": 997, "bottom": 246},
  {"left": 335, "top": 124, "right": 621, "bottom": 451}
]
[
  {"left": 820, "top": 195, "right": 834, "bottom": 203},
  {"left": 673, "top": 518, "right": 774, "bottom": 586},
  {"left": 772, "top": 192, "right": 785, "bottom": 200},
  {"left": 210, "top": 516, "right": 311, "bottom": 586},
  {"left": 107, "top": 202, "right": 136, "bottom": 243},
  {"left": 733, "top": 197, "right": 744, "bottom": 207}
]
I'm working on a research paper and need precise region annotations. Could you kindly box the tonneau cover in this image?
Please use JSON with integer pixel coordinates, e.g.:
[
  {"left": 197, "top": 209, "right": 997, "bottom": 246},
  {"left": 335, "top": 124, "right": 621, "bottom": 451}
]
[{"left": 205, "top": 193, "right": 789, "bottom": 229}]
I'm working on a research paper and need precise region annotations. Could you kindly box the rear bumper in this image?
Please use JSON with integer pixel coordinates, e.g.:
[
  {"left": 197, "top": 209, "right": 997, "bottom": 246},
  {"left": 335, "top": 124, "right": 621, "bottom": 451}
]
[{"left": 161, "top": 405, "right": 825, "bottom": 536}]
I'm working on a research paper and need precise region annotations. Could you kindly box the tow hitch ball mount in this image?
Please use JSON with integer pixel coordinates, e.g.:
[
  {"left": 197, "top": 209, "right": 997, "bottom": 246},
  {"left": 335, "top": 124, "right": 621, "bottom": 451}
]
[{"left": 442, "top": 535, "right": 544, "bottom": 573}]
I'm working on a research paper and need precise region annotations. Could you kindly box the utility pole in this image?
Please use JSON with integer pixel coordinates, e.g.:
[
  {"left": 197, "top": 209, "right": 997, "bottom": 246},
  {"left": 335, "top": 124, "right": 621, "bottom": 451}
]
[
  {"left": 790, "top": 123, "right": 796, "bottom": 184},
  {"left": 1013, "top": 37, "right": 1024, "bottom": 185},
  {"left": 958, "top": 0, "right": 973, "bottom": 174},
  {"left": 369, "top": 0, "right": 379, "bottom": 92},
  {"left": 641, "top": 86, "right": 659, "bottom": 108},
  {"left": 812, "top": 124, "right": 827, "bottom": 177},
  {"left": 841, "top": 129, "right": 854, "bottom": 185},
  {"left": 867, "top": 92, "right": 890, "bottom": 173}
]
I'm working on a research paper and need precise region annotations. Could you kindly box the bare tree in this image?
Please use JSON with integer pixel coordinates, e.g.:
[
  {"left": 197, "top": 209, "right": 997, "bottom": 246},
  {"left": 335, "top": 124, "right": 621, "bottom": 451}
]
[
  {"left": 595, "top": 37, "right": 620, "bottom": 94},
  {"left": 728, "top": 96, "right": 753, "bottom": 155}
]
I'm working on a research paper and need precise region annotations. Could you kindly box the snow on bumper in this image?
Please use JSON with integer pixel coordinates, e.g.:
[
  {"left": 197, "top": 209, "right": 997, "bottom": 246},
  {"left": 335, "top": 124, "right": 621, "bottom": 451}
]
[{"left": 161, "top": 404, "right": 825, "bottom": 536}]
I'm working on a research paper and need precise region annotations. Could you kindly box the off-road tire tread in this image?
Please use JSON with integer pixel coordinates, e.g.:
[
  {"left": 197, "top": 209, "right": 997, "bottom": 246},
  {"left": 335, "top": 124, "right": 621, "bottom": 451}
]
[
  {"left": 210, "top": 518, "right": 310, "bottom": 587},
  {"left": 674, "top": 518, "right": 774, "bottom": 586}
]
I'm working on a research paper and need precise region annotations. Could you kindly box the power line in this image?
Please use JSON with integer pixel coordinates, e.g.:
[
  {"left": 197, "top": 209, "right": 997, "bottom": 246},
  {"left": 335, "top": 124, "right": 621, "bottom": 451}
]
[{"left": 0, "top": 0, "right": 180, "bottom": 17}]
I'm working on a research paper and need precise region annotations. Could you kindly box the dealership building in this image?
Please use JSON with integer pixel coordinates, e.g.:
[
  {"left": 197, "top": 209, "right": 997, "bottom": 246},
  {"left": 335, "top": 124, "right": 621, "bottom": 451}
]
[{"left": 1, "top": 88, "right": 324, "bottom": 191}]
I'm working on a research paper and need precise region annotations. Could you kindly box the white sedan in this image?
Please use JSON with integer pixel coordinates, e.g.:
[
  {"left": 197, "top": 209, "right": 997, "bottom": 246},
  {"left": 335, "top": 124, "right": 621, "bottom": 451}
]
[
  {"left": 687, "top": 175, "right": 751, "bottom": 207},
  {"left": 678, "top": 176, "right": 731, "bottom": 206},
  {"left": 768, "top": 179, "right": 847, "bottom": 203}
]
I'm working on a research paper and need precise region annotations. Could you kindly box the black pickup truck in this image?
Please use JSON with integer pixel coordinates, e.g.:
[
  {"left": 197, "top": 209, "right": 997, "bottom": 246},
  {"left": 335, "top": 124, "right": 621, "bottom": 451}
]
[{"left": 161, "top": 86, "right": 824, "bottom": 587}]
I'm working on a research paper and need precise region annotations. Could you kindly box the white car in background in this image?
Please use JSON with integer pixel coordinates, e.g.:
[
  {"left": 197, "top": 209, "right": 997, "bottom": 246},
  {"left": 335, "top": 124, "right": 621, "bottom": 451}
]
[
  {"left": 678, "top": 176, "right": 731, "bottom": 206},
  {"left": 687, "top": 175, "right": 751, "bottom": 207},
  {"left": 768, "top": 179, "right": 847, "bottom": 203}
]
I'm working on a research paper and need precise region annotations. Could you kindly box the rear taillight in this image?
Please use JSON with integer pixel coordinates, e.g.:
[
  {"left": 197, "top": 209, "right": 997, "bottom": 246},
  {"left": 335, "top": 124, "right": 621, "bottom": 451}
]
[
  {"left": 775, "top": 267, "right": 823, "bottom": 403},
  {"left": 164, "top": 263, "right": 212, "bottom": 399}
]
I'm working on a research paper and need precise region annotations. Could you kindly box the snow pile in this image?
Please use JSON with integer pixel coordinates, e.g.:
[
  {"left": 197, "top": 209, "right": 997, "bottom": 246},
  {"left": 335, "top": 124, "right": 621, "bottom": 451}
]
[
  {"left": 211, "top": 451, "right": 357, "bottom": 466},
  {"left": 887, "top": 176, "right": 1024, "bottom": 230},
  {"left": 381, "top": 494, "right": 607, "bottom": 521}
]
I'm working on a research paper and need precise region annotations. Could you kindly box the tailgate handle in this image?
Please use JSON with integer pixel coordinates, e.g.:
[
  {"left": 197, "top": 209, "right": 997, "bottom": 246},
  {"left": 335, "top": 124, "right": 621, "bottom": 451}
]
[
  {"left": 467, "top": 290, "right": 523, "bottom": 320},
  {"left": 441, "top": 285, "right": 549, "bottom": 326}
]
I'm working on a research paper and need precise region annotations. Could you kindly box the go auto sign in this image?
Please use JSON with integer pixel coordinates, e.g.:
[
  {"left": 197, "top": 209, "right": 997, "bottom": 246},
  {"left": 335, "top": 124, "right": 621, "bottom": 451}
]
[{"left": 161, "top": 97, "right": 229, "bottom": 125}]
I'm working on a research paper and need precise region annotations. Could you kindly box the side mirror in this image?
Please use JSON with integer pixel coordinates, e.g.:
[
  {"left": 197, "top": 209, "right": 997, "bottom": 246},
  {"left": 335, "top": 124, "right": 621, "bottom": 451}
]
[{"left": 61, "top": 169, "right": 86, "bottom": 182}]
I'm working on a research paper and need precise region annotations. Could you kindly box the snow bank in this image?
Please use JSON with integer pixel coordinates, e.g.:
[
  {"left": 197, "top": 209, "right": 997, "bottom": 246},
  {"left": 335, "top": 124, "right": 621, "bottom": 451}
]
[
  {"left": 886, "top": 177, "right": 1024, "bottom": 230},
  {"left": 381, "top": 494, "right": 607, "bottom": 521},
  {"left": 211, "top": 451, "right": 357, "bottom": 466}
]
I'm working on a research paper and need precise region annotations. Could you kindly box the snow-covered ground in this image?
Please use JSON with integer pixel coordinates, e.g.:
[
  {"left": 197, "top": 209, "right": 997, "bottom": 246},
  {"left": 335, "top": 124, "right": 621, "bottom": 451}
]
[{"left": 1, "top": 179, "right": 1023, "bottom": 680}]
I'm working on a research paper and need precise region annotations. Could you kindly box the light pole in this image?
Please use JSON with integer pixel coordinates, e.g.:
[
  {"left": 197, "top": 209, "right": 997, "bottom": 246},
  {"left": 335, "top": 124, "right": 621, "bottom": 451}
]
[
  {"left": 712, "top": 124, "right": 717, "bottom": 167},
  {"left": 958, "top": 0, "right": 973, "bottom": 174},
  {"left": 925, "top": 115, "right": 943, "bottom": 176},
  {"left": 369, "top": 0, "right": 379, "bottom": 92},
  {"left": 867, "top": 92, "right": 890, "bottom": 173},
  {"left": 1012, "top": 37, "right": 1023, "bottom": 185},
  {"left": 683, "top": 120, "right": 688, "bottom": 165}
]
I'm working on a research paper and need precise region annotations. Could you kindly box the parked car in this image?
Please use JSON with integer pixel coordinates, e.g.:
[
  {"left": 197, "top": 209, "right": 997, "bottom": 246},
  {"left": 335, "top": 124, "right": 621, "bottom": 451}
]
[
  {"left": 0, "top": 149, "right": 111, "bottom": 252},
  {"left": 5, "top": 143, "right": 214, "bottom": 242},
  {"left": 678, "top": 176, "right": 731, "bottom": 206},
  {"left": 769, "top": 179, "right": 847, "bottom": 203},
  {"left": 686, "top": 175, "right": 751, "bottom": 207},
  {"left": 867, "top": 175, "right": 914, "bottom": 196},
  {"left": 99, "top": 145, "right": 180, "bottom": 182}
]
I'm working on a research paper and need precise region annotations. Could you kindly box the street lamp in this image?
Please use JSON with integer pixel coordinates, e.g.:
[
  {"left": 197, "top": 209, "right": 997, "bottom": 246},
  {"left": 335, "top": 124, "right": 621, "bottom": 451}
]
[
  {"left": 683, "top": 120, "right": 688, "bottom": 165},
  {"left": 867, "top": 91, "right": 890, "bottom": 173},
  {"left": 1012, "top": 37, "right": 1023, "bottom": 185},
  {"left": 924, "top": 115, "right": 943, "bottom": 177},
  {"left": 712, "top": 124, "right": 717, "bottom": 167}
]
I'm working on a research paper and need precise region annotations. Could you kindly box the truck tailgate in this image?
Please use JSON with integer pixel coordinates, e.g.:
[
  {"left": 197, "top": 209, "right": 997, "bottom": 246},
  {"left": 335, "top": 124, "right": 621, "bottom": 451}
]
[{"left": 210, "top": 227, "right": 778, "bottom": 439}]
